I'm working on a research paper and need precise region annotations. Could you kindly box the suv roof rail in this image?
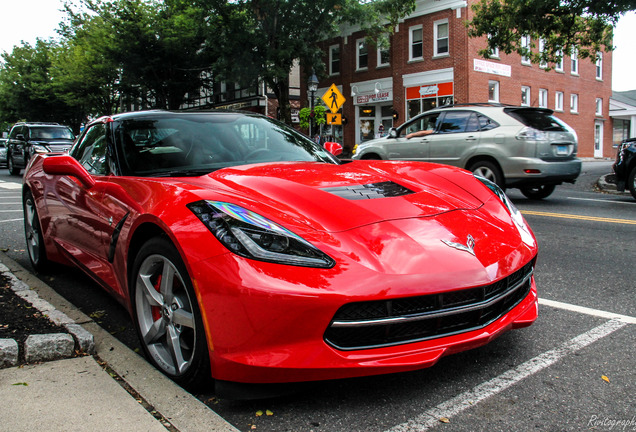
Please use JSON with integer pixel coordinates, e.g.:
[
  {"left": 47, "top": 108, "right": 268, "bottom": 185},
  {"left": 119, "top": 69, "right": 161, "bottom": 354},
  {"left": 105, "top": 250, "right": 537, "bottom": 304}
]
[
  {"left": 13, "top": 122, "right": 61, "bottom": 126},
  {"left": 437, "top": 102, "right": 516, "bottom": 109}
]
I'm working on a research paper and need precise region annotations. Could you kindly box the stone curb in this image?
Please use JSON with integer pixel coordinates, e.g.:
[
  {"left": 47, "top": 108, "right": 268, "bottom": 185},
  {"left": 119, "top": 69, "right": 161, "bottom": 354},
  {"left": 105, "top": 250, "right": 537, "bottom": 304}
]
[
  {"left": 597, "top": 173, "right": 631, "bottom": 196},
  {"left": 0, "top": 262, "right": 95, "bottom": 368}
]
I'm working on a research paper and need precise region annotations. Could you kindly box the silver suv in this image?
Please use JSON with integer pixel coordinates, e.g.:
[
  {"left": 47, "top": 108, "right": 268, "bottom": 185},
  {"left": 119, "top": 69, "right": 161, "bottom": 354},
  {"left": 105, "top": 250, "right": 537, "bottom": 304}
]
[{"left": 352, "top": 104, "right": 581, "bottom": 199}]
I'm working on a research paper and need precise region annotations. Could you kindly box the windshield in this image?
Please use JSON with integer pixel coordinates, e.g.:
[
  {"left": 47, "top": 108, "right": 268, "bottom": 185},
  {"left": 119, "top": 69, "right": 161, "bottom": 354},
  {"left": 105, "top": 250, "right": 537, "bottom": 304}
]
[
  {"left": 30, "top": 126, "right": 75, "bottom": 140},
  {"left": 114, "top": 113, "right": 340, "bottom": 176},
  {"left": 504, "top": 108, "right": 567, "bottom": 132}
]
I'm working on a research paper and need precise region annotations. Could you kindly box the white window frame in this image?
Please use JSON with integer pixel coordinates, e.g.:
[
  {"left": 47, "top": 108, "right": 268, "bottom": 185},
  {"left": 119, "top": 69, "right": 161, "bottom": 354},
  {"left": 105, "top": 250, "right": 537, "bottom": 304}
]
[
  {"left": 595, "top": 97, "right": 603, "bottom": 115},
  {"left": 595, "top": 52, "right": 603, "bottom": 80},
  {"left": 377, "top": 36, "right": 390, "bottom": 67},
  {"left": 356, "top": 39, "right": 368, "bottom": 71},
  {"left": 521, "top": 35, "right": 531, "bottom": 65},
  {"left": 329, "top": 44, "right": 340, "bottom": 76},
  {"left": 539, "top": 39, "right": 547, "bottom": 68},
  {"left": 538, "top": 88, "right": 548, "bottom": 108},
  {"left": 555, "top": 91, "right": 564, "bottom": 111},
  {"left": 521, "top": 86, "right": 531, "bottom": 106},
  {"left": 434, "top": 19, "right": 449, "bottom": 57},
  {"left": 409, "top": 25, "right": 423, "bottom": 61},
  {"left": 571, "top": 48, "right": 579, "bottom": 75},
  {"left": 488, "top": 34, "right": 500, "bottom": 58},
  {"left": 570, "top": 94, "right": 579, "bottom": 113},
  {"left": 488, "top": 80, "right": 500, "bottom": 102}
]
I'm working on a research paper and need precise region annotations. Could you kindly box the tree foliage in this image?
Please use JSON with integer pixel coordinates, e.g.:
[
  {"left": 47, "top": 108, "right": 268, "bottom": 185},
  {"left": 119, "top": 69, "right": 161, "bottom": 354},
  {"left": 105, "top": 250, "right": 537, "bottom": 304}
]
[{"left": 468, "top": 0, "right": 636, "bottom": 65}]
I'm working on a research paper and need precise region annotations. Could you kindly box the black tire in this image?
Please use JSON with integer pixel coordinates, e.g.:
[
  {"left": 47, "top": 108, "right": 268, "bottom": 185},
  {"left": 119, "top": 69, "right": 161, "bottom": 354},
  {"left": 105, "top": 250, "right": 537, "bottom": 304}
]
[
  {"left": 468, "top": 160, "right": 504, "bottom": 188},
  {"left": 130, "top": 236, "right": 211, "bottom": 390},
  {"left": 520, "top": 184, "right": 556, "bottom": 200},
  {"left": 628, "top": 166, "right": 636, "bottom": 201},
  {"left": 23, "top": 190, "right": 50, "bottom": 272},
  {"left": 8, "top": 154, "right": 21, "bottom": 176}
]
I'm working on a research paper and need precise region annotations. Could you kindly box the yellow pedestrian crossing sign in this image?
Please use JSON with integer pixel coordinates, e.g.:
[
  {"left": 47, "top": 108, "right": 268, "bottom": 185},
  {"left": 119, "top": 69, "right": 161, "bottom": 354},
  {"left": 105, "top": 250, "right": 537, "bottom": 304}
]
[
  {"left": 321, "top": 84, "right": 346, "bottom": 113},
  {"left": 326, "top": 113, "right": 342, "bottom": 125}
]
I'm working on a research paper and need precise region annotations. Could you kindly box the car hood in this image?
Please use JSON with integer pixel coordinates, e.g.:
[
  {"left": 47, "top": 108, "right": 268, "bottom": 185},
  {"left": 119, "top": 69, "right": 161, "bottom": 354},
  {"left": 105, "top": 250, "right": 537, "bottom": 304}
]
[{"left": 178, "top": 161, "right": 487, "bottom": 233}]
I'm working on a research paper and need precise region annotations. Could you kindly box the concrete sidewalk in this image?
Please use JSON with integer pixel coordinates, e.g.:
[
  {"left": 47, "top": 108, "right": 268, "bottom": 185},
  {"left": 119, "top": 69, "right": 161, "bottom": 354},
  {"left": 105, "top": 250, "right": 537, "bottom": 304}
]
[{"left": 0, "top": 254, "right": 238, "bottom": 432}]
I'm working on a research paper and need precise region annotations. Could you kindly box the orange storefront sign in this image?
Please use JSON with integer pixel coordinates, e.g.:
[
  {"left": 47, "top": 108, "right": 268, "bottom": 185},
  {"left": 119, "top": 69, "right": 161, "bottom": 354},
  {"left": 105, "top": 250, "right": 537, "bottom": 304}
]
[{"left": 406, "top": 82, "right": 454, "bottom": 100}]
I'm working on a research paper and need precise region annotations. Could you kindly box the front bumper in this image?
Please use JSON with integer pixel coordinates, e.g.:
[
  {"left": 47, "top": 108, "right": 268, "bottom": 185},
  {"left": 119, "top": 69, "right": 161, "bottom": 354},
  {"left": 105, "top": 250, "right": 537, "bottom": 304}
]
[{"left": 503, "top": 157, "right": 582, "bottom": 187}]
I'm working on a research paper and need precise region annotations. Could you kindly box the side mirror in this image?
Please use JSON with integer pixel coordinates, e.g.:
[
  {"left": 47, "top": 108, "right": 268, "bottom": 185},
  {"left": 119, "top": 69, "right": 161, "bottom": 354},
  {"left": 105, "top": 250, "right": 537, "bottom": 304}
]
[
  {"left": 388, "top": 128, "right": 398, "bottom": 138},
  {"left": 42, "top": 155, "right": 95, "bottom": 189},
  {"left": 16, "top": 134, "right": 25, "bottom": 141},
  {"left": 323, "top": 141, "right": 343, "bottom": 156}
]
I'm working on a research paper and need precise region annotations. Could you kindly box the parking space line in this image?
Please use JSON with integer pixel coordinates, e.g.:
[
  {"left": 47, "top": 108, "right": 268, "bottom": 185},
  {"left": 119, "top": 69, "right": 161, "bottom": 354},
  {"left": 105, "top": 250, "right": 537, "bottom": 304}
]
[
  {"left": 386, "top": 319, "right": 628, "bottom": 432},
  {"left": 0, "top": 218, "right": 23, "bottom": 224},
  {"left": 567, "top": 197, "right": 635, "bottom": 205},
  {"left": 539, "top": 298, "right": 636, "bottom": 324}
]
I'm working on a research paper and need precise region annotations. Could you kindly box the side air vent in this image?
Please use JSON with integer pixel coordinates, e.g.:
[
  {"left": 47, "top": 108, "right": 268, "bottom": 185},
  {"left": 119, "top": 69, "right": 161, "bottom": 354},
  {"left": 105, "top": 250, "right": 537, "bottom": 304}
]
[{"left": 322, "top": 181, "right": 415, "bottom": 200}]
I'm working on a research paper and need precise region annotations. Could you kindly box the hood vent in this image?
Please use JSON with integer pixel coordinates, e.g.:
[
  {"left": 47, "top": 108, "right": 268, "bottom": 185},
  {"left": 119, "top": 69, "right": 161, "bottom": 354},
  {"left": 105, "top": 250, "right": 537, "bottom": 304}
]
[{"left": 322, "top": 181, "right": 415, "bottom": 200}]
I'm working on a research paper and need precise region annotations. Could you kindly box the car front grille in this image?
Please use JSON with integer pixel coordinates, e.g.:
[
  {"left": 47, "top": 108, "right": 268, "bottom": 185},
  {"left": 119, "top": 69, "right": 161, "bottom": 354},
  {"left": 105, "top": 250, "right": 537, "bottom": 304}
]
[{"left": 324, "top": 260, "right": 535, "bottom": 350}]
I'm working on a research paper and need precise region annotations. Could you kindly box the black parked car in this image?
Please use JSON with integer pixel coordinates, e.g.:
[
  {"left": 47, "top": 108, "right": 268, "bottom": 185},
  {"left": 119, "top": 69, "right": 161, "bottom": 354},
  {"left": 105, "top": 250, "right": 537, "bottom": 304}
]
[
  {"left": 613, "top": 137, "right": 636, "bottom": 200},
  {"left": 7, "top": 122, "right": 75, "bottom": 175}
]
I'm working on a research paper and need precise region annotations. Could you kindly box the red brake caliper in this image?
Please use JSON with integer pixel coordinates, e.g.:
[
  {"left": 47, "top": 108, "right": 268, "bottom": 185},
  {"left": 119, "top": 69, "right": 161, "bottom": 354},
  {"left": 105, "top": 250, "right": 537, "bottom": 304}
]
[{"left": 151, "top": 274, "right": 163, "bottom": 321}]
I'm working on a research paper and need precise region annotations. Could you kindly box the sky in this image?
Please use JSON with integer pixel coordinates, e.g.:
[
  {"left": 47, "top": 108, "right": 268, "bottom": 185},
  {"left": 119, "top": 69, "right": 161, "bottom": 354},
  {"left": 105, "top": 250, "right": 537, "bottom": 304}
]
[{"left": 0, "top": 1, "right": 634, "bottom": 91}]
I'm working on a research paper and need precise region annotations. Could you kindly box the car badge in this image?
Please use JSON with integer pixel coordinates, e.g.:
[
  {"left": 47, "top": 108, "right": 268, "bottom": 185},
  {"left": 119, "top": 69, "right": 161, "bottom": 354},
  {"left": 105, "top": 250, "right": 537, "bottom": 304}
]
[{"left": 442, "top": 235, "right": 476, "bottom": 256}]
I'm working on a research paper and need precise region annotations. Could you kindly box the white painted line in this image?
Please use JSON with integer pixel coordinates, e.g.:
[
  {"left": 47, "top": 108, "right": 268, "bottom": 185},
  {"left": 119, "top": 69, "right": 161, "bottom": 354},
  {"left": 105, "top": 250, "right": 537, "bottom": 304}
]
[
  {"left": 0, "top": 218, "right": 22, "bottom": 223},
  {"left": 568, "top": 197, "right": 635, "bottom": 205},
  {"left": 386, "top": 319, "right": 628, "bottom": 432},
  {"left": 0, "top": 183, "right": 22, "bottom": 190},
  {"left": 0, "top": 210, "right": 22, "bottom": 213},
  {"left": 539, "top": 298, "right": 636, "bottom": 324}
]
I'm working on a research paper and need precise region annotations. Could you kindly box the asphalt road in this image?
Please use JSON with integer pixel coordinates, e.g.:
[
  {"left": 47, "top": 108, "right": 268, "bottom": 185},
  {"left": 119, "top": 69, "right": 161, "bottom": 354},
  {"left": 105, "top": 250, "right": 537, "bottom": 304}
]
[{"left": 1, "top": 160, "right": 634, "bottom": 432}]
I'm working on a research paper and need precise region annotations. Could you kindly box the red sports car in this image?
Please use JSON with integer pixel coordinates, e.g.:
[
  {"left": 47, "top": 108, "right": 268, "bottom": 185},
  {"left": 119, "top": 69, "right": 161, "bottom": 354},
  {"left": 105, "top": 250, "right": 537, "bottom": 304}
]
[{"left": 23, "top": 111, "right": 538, "bottom": 392}]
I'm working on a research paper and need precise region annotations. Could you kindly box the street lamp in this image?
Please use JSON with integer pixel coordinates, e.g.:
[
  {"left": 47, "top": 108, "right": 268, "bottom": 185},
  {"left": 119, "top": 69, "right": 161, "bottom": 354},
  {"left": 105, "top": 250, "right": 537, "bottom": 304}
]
[{"left": 308, "top": 69, "right": 319, "bottom": 139}]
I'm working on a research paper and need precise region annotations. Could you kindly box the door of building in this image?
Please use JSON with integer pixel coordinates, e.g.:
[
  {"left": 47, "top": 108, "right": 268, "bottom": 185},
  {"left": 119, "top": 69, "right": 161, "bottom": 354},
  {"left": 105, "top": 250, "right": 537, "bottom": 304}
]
[{"left": 594, "top": 121, "right": 603, "bottom": 158}]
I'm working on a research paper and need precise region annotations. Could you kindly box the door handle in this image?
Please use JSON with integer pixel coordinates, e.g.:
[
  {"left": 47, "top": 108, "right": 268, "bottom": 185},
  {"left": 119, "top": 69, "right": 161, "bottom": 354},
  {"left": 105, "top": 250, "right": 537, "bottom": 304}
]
[{"left": 465, "top": 136, "right": 477, "bottom": 141}]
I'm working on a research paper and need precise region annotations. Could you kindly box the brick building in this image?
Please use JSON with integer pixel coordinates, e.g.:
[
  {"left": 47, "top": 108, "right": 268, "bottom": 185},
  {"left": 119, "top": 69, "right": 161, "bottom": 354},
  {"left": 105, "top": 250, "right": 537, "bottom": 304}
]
[{"left": 307, "top": 0, "right": 613, "bottom": 158}]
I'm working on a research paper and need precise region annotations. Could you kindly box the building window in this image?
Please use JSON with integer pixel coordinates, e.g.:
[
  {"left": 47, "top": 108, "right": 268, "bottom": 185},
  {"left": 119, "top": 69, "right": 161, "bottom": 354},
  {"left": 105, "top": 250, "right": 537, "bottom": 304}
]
[
  {"left": 595, "top": 52, "right": 603, "bottom": 80},
  {"left": 377, "top": 37, "right": 390, "bottom": 67},
  {"left": 357, "top": 39, "right": 368, "bottom": 70},
  {"left": 555, "top": 91, "right": 564, "bottom": 111},
  {"left": 488, "top": 81, "right": 499, "bottom": 102},
  {"left": 329, "top": 45, "right": 340, "bottom": 76},
  {"left": 555, "top": 50, "right": 564, "bottom": 72},
  {"left": 571, "top": 48, "right": 579, "bottom": 75},
  {"left": 488, "top": 34, "right": 499, "bottom": 58},
  {"left": 570, "top": 94, "right": 579, "bottom": 113},
  {"left": 596, "top": 98, "right": 603, "bottom": 115},
  {"left": 538, "top": 89, "right": 548, "bottom": 108},
  {"left": 410, "top": 26, "right": 423, "bottom": 60},
  {"left": 521, "top": 35, "right": 531, "bottom": 65},
  {"left": 521, "top": 86, "right": 531, "bottom": 106},
  {"left": 434, "top": 20, "right": 449, "bottom": 57},
  {"left": 539, "top": 39, "right": 547, "bottom": 68}
]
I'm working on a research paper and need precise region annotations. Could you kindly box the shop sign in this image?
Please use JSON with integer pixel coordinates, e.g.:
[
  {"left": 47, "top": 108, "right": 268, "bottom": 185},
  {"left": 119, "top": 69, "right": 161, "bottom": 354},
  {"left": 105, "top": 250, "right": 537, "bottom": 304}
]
[
  {"left": 355, "top": 91, "right": 391, "bottom": 104},
  {"left": 473, "top": 59, "right": 512, "bottom": 77},
  {"left": 406, "top": 82, "right": 453, "bottom": 100}
]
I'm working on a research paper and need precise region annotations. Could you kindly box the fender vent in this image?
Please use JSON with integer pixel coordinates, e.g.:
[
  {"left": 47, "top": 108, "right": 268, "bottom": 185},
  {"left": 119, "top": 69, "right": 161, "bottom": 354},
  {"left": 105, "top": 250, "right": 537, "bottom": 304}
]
[{"left": 322, "top": 181, "right": 414, "bottom": 200}]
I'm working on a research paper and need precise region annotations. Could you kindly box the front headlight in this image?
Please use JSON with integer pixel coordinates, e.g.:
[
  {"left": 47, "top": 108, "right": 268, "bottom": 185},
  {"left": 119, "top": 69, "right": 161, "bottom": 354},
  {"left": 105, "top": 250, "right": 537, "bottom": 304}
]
[
  {"left": 187, "top": 200, "right": 335, "bottom": 268},
  {"left": 31, "top": 144, "right": 50, "bottom": 153},
  {"left": 474, "top": 175, "right": 535, "bottom": 247}
]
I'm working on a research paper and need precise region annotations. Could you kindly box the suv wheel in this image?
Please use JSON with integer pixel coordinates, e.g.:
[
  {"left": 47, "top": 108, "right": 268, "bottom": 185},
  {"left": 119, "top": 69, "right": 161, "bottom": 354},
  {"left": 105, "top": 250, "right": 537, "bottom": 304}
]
[
  {"left": 520, "top": 184, "right": 556, "bottom": 200},
  {"left": 628, "top": 167, "right": 636, "bottom": 200},
  {"left": 468, "top": 160, "right": 503, "bottom": 188},
  {"left": 8, "top": 153, "right": 20, "bottom": 176}
]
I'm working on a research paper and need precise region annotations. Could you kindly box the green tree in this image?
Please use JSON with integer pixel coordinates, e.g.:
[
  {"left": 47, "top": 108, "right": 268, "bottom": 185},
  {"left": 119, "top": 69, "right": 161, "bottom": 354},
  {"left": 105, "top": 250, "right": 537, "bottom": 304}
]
[
  {"left": 0, "top": 40, "right": 84, "bottom": 129},
  {"left": 468, "top": 0, "right": 636, "bottom": 65},
  {"left": 64, "top": 0, "right": 213, "bottom": 110},
  {"left": 198, "top": 0, "right": 416, "bottom": 125}
]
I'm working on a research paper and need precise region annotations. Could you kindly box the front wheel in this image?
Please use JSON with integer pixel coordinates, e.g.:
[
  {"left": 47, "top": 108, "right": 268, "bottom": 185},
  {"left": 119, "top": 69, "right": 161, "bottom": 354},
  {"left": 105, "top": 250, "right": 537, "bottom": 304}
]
[
  {"left": 23, "top": 190, "right": 50, "bottom": 272},
  {"left": 131, "top": 236, "right": 211, "bottom": 390},
  {"left": 520, "top": 184, "right": 556, "bottom": 200},
  {"left": 627, "top": 167, "right": 636, "bottom": 200},
  {"left": 8, "top": 154, "right": 20, "bottom": 176}
]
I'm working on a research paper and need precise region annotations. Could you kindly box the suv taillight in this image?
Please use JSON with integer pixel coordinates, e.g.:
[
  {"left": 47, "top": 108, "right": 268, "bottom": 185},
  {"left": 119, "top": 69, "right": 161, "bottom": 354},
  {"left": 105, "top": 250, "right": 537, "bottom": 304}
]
[{"left": 516, "top": 126, "right": 547, "bottom": 141}]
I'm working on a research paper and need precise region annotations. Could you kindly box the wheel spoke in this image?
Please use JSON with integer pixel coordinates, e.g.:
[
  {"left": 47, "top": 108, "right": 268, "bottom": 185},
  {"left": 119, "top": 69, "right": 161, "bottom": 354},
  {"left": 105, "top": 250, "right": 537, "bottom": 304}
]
[
  {"left": 166, "top": 325, "right": 188, "bottom": 374},
  {"left": 143, "top": 317, "right": 167, "bottom": 345},
  {"left": 172, "top": 308, "right": 195, "bottom": 329},
  {"left": 139, "top": 274, "right": 164, "bottom": 307},
  {"left": 159, "top": 259, "right": 176, "bottom": 303}
]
